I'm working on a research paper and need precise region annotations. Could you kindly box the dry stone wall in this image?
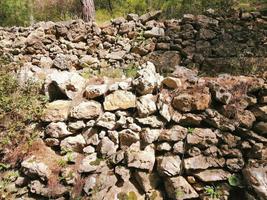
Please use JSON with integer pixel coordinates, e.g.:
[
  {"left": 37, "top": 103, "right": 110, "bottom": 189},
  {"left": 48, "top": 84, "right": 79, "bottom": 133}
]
[
  {"left": 0, "top": 10, "right": 267, "bottom": 76},
  {"left": 5, "top": 62, "right": 267, "bottom": 200},
  {"left": 0, "top": 10, "right": 267, "bottom": 200}
]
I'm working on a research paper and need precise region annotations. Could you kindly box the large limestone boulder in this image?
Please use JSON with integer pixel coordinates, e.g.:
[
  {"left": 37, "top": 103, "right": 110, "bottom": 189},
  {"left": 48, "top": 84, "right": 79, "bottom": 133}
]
[{"left": 104, "top": 90, "right": 136, "bottom": 111}]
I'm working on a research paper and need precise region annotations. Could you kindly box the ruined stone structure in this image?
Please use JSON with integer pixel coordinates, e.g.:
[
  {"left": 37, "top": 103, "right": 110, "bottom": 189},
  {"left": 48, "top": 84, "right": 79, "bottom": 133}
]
[{"left": 0, "top": 10, "right": 266, "bottom": 200}]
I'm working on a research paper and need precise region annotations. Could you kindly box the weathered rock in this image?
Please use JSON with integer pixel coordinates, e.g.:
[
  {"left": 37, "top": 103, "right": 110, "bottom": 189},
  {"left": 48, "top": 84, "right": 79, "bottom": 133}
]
[
  {"left": 46, "top": 122, "right": 73, "bottom": 138},
  {"left": 159, "top": 125, "right": 187, "bottom": 142},
  {"left": 60, "top": 134, "right": 86, "bottom": 152},
  {"left": 104, "top": 90, "right": 136, "bottom": 111},
  {"left": 237, "top": 128, "right": 267, "bottom": 143},
  {"left": 42, "top": 100, "right": 71, "bottom": 122},
  {"left": 83, "top": 170, "right": 117, "bottom": 199},
  {"left": 79, "top": 55, "right": 99, "bottom": 68},
  {"left": 194, "top": 169, "right": 231, "bottom": 182},
  {"left": 107, "top": 50, "right": 126, "bottom": 61},
  {"left": 156, "top": 142, "right": 172, "bottom": 151},
  {"left": 186, "top": 128, "right": 218, "bottom": 148},
  {"left": 144, "top": 27, "right": 165, "bottom": 38},
  {"left": 157, "top": 155, "right": 181, "bottom": 176},
  {"left": 136, "top": 94, "right": 157, "bottom": 117},
  {"left": 29, "top": 180, "right": 67, "bottom": 198},
  {"left": 126, "top": 147, "right": 155, "bottom": 171},
  {"left": 68, "top": 120, "right": 85, "bottom": 131},
  {"left": 78, "top": 153, "right": 99, "bottom": 173},
  {"left": 179, "top": 113, "right": 203, "bottom": 126},
  {"left": 119, "top": 129, "right": 140, "bottom": 148},
  {"left": 136, "top": 116, "right": 164, "bottom": 128},
  {"left": 251, "top": 105, "right": 267, "bottom": 121},
  {"left": 236, "top": 110, "right": 256, "bottom": 128},
  {"left": 161, "top": 77, "right": 182, "bottom": 89},
  {"left": 83, "top": 127, "right": 100, "bottom": 146},
  {"left": 53, "top": 53, "right": 77, "bottom": 70},
  {"left": 115, "top": 166, "right": 131, "bottom": 182},
  {"left": 21, "top": 156, "right": 51, "bottom": 181},
  {"left": 83, "top": 145, "right": 95, "bottom": 154},
  {"left": 184, "top": 155, "right": 225, "bottom": 170},
  {"left": 96, "top": 112, "right": 116, "bottom": 130},
  {"left": 226, "top": 158, "right": 245, "bottom": 172},
  {"left": 164, "top": 176, "right": 199, "bottom": 199},
  {"left": 139, "top": 10, "right": 162, "bottom": 23},
  {"left": 243, "top": 167, "right": 267, "bottom": 200},
  {"left": 84, "top": 84, "right": 108, "bottom": 99},
  {"left": 134, "top": 171, "right": 160, "bottom": 192},
  {"left": 45, "top": 70, "right": 86, "bottom": 100},
  {"left": 69, "top": 101, "right": 102, "bottom": 119},
  {"left": 173, "top": 141, "right": 185, "bottom": 154},
  {"left": 97, "top": 137, "right": 117, "bottom": 157},
  {"left": 204, "top": 109, "right": 236, "bottom": 131},
  {"left": 172, "top": 87, "right": 211, "bottom": 112},
  {"left": 132, "top": 62, "right": 162, "bottom": 95},
  {"left": 140, "top": 128, "right": 160, "bottom": 144},
  {"left": 254, "top": 121, "right": 267, "bottom": 136}
]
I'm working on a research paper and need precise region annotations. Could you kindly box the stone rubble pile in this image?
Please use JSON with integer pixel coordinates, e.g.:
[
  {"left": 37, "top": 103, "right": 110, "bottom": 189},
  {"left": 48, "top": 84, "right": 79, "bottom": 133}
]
[
  {"left": 8, "top": 61, "right": 266, "bottom": 200},
  {"left": 0, "top": 9, "right": 267, "bottom": 77}
]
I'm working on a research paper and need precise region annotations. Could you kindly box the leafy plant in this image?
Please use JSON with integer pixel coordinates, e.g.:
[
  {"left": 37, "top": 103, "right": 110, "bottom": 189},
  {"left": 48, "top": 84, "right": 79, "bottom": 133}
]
[
  {"left": 0, "top": 65, "right": 47, "bottom": 161},
  {"left": 176, "top": 188, "right": 185, "bottom": 199},
  {"left": 204, "top": 185, "right": 221, "bottom": 199},
  {"left": 0, "top": 163, "right": 10, "bottom": 171},
  {"left": 118, "top": 191, "right": 138, "bottom": 200},
  {"left": 90, "top": 158, "right": 104, "bottom": 166},
  {"left": 228, "top": 174, "right": 242, "bottom": 187},
  {"left": 57, "top": 159, "right": 68, "bottom": 167},
  {"left": 187, "top": 127, "right": 195, "bottom": 134}
]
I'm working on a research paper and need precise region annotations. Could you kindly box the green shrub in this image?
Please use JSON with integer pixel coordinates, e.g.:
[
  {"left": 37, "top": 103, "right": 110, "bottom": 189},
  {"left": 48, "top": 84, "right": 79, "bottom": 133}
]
[{"left": 0, "top": 64, "right": 47, "bottom": 152}]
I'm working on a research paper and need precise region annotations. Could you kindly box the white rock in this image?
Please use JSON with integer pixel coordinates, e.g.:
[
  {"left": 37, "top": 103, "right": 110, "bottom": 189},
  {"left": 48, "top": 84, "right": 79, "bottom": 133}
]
[
  {"left": 136, "top": 94, "right": 157, "bottom": 117},
  {"left": 70, "top": 101, "right": 102, "bottom": 119},
  {"left": 104, "top": 90, "right": 136, "bottom": 111},
  {"left": 96, "top": 112, "right": 117, "bottom": 130},
  {"left": 46, "top": 122, "right": 73, "bottom": 138}
]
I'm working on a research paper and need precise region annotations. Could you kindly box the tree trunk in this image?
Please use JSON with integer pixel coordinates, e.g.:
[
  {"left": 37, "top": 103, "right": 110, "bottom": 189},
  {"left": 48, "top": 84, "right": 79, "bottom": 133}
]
[{"left": 81, "top": 0, "right": 95, "bottom": 22}]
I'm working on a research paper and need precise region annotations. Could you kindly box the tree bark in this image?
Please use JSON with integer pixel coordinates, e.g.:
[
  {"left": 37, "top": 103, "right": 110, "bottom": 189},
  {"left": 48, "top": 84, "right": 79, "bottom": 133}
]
[{"left": 81, "top": 0, "right": 95, "bottom": 22}]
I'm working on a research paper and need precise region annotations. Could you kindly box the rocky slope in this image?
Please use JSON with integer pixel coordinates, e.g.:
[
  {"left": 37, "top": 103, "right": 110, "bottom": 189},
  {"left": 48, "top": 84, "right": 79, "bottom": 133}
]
[{"left": 0, "top": 10, "right": 267, "bottom": 200}]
